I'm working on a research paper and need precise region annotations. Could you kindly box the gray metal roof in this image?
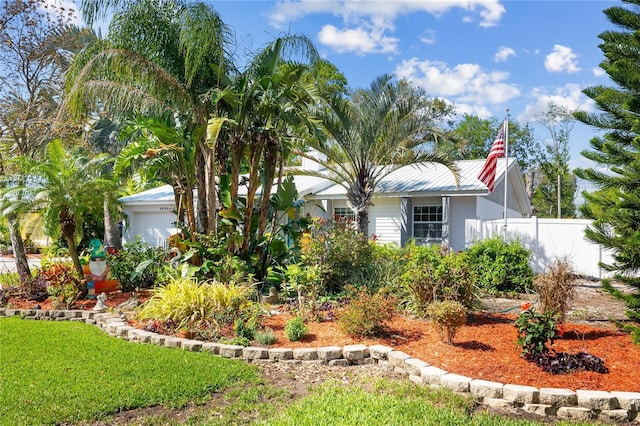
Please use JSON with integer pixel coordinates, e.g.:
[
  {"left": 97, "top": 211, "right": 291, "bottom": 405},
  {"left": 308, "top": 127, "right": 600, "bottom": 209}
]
[
  {"left": 119, "top": 185, "right": 175, "bottom": 204},
  {"left": 119, "top": 158, "right": 514, "bottom": 204},
  {"left": 119, "top": 174, "right": 334, "bottom": 204},
  {"left": 307, "top": 158, "right": 514, "bottom": 198}
]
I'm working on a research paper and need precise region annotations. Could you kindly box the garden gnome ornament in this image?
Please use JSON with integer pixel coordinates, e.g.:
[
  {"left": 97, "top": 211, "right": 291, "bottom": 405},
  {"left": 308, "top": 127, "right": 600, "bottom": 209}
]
[{"left": 93, "top": 292, "right": 108, "bottom": 312}]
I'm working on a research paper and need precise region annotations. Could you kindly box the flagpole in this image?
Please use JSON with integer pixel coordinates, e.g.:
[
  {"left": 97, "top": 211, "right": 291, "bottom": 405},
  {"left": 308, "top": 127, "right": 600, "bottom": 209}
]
[{"left": 503, "top": 110, "right": 510, "bottom": 237}]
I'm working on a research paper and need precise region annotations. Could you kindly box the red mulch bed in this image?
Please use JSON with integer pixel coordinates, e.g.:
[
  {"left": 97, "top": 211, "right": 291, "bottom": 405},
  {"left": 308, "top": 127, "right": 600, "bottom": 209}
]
[
  {"left": 7, "top": 294, "right": 640, "bottom": 392},
  {"left": 263, "top": 312, "right": 640, "bottom": 392}
]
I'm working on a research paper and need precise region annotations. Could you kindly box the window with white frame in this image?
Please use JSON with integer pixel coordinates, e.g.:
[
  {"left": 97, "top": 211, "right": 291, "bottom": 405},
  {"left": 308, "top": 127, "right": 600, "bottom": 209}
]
[
  {"left": 413, "top": 205, "right": 443, "bottom": 241},
  {"left": 334, "top": 206, "right": 355, "bottom": 221}
]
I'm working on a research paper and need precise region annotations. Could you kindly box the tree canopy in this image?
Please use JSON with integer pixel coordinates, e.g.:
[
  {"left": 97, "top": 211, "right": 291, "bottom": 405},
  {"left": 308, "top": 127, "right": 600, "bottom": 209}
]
[{"left": 574, "top": 0, "right": 640, "bottom": 340}]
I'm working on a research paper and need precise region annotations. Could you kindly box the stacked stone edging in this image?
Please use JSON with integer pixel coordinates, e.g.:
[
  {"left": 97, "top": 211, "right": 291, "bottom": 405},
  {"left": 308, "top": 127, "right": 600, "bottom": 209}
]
[{"left": 1, "top": 308, "right": 638, "bottom": 423}]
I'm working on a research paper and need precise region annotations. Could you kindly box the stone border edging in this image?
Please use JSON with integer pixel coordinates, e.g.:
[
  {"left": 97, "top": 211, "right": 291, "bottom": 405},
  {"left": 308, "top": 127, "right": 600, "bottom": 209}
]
[{"left": 1, "top": 307, "right": 638, "bottom": 424}]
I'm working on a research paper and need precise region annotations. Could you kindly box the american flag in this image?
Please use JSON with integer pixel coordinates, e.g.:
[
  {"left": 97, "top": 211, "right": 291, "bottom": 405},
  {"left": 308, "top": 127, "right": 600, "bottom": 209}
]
[{"left": 477, "top": 125, "right": 505, "bottom": 192}]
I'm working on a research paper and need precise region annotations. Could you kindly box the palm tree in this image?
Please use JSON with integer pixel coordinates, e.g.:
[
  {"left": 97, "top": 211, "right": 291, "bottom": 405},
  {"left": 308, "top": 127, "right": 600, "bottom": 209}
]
[
  {"left": 209, "top": 35, "right": 321, "bottom": 257},
  {"left": 294, "top": 75, "right": 458, "bottom": 235},
  {"left": 62, "top": 0, "right": 232, "bottom": 235},
  {"left": 5, "top": 140, "right": 115, "bottom": 275},
  {"left": 1, "top": 0, "right": 97, "bottom": 283}
]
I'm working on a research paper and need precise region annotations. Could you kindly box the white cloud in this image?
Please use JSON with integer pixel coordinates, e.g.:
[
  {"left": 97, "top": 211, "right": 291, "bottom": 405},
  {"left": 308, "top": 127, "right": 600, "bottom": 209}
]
[
  {"left": 592, "top": 67, "right": 606, "bottom": 78},
  {"left": 494, "top": 46, "right": 516, "bottom": 62},
  {"left": 268, "top": 0, "right": 505, "bottom": 54},
  {"left": 269, "top": 0, "right": 505, "bottom": 28},
  {"left": 318, "top": 24, "right": 398, "bottom": 54},
  {"left": 420, "top": 29, "right": 436, "bottom": 45},
  {"left": 545, "top": 45, "right": 581, "bottom": 73},
  {"left": 394, "top": 58, "right": 520, "bottom": 107},
  {"left": 517, "top": 83, "right": 594, "bottom": 123}
]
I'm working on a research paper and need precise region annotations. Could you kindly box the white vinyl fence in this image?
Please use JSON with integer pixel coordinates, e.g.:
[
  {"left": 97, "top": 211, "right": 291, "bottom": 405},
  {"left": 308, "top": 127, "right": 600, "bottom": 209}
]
[{"left": 465, "top": 217, "right": 614, "bottom": 279}]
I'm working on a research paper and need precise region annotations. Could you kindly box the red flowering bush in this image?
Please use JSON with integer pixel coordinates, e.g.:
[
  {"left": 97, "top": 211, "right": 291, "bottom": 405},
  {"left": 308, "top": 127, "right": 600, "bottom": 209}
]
[
  {"left": 514, "top": 303, "right": 560, "bottom": 360},
  {"left": 515, "top": 302, "right": 608, "bottom": 374}
]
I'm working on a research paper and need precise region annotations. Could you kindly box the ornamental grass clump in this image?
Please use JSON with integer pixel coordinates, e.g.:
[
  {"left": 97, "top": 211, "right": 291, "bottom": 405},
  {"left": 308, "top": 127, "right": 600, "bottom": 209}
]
[
  {"left": 136, "top": 276, "right": 254, "bottom": 331},
  {"left": 534, "top": 257, "right": 576, "bottom": 323},
  {"left": 425, "top": 300, "right": 466, "bottom": 344}
]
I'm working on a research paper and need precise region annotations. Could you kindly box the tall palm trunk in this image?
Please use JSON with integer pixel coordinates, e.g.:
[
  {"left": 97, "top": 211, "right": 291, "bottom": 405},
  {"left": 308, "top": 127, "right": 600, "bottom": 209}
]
[
  {"left": 103, "top": 197, "right": 121, "bottom": 250},
  {"left": 195, "top": 146, "right": 208, "bottom": 233},
  {"left": 7, "top": 212, "right": 31, "bottom": 284},
  {"left": 241, "top": 137, "right": 264, "bottom": 254},
  {"left": 60, "top": 212, "right": 82, "bottom": 276},
  {"left": 205, "top": 148, "right": 217, "bottom": 234}
]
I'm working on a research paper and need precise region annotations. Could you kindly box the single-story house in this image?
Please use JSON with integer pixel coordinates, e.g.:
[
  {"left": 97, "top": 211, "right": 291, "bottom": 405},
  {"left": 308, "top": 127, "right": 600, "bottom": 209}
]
[{"left": 119, "top": 157, "right": 531, "bottom": 251}]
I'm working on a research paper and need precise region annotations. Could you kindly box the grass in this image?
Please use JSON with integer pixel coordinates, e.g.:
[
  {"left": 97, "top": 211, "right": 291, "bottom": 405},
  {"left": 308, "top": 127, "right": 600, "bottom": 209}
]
[
  {"left": 258, "top": 379, "right": 597, "bottom": 426},
  {"left": 0, "top": 317, "right": 604, "bottom": 426},
  {"left": 0, "top": 317, "right": 257, "bottom": 425}
]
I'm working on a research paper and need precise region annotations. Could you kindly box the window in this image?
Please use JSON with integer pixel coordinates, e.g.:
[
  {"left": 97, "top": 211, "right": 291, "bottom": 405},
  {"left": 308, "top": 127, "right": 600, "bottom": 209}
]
[
  {"left": 413, "top": 205, "right": 443, "bottom": 241},
  {"left": 334, "top": 207, "right": 355, "bottom": 221}
]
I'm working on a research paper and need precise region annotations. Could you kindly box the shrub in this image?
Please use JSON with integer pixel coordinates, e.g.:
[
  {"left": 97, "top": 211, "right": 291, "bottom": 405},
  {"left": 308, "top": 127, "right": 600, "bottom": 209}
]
[
  {"left": 466, "top": 237, "right": 534, "bottom": 295},
  {"left": 514, "top": 302, "right": 560, "bottom": 360},
  {"left": 400, "top": 244, "right": 476, "bottom": 316},
  {"left": 338, "top": 286, "right": 397, "bottom": 337},
  {"left": 426, "top": 300, "right": 467, "bottom": 344},
  {"left": 20, "top": 274, "right": 48, "bottom": 302},
  {"left": 254, "top": 328, "right": 277, "bottom": 345},
  {"left": 107, "top": 237, "right": 165, "bottom": 291},
  {"left": 534, "top": 257, "right": 576, "bottom": 323},
  {"left": 137, "top": 277, "right": 254, "bottom": 330},
  {"left": 40, "top": 262, "right": 82, "bottom": 309},
  {"left": 282, "top": 263, "right": 323, "bottom": 320},
  {"left": 357, "top": 243, "right": 407, "bottom": 294},
  {"left": 302, "top": 219, "right": 373, "bottom": 294},
  {"left": 180, "top": 233, "right": 251, "bottom": 284},
  {"left": 0, "top": 272, "right": 21, "bottom": 289},
  {"left": 284, "top": 316, "right": 308, "bottom": 342}
]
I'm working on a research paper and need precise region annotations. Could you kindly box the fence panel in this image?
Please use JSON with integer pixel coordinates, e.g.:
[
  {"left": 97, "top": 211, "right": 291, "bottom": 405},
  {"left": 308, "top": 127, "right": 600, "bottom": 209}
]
[{"left": 465, "top": 217, "right": 614, "bottom": 278}]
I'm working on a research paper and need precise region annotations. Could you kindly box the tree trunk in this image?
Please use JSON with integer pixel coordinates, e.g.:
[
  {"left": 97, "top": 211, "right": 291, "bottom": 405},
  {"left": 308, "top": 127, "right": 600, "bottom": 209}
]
[
  {"left": 357, "top": 208, "right": 369, "bottom": 236},
  {"left": 103, "top": 197, "right": 121, "bottom": 250},
  {"left": 6, "top": 212, "right": 31, "bottom": 284},
  {"left": 206, "top": 149, "right": 217, "bottom": 234},
  {"left": 195, "top": 146, "right": 208, "bottom": 234},
  {"left": 62, "top": 229, "right": 82, "bottom": 276},
  {"left": 60, "top": 213, "right": 82, "bottom": 276}
]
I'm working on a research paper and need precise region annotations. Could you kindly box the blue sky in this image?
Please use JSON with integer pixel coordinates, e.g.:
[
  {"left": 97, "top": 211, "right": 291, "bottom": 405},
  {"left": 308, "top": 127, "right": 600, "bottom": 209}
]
[
  {"left": 63, "top": 0, "right": 617, "bottom": 176},
  {"left": 211, "top": 1, "right": 615, "bottom": 168}
]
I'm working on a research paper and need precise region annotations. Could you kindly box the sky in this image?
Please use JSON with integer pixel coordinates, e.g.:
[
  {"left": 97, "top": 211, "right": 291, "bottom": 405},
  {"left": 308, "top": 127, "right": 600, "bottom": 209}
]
[{"left": 59, "top": 0, "right": 617, "bottom": 177}]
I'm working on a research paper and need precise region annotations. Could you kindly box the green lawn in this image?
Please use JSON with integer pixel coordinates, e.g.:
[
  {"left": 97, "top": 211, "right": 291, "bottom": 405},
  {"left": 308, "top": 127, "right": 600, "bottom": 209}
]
[
  {"left": 0, "top": 317, "right": 602, "bottom": 426},
  {"left": 0, "top": 317, "right": 257, "bottom": 425}
]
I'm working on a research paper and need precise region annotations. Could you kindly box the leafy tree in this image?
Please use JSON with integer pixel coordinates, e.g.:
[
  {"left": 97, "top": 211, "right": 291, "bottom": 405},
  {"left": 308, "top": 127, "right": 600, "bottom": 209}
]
[
  {"left": 65, "top": 0, "right": 232, "bottom": 236},
  {"left": 447, "top": 114, "right": 540, "bottom": 172},
  {"left": 574, "top": 0, "right": 640, "bottom": 340},
  {"left": 531, "top": 102, "right": 577, "bottom": 218},
  {"left": 5, "top": 140, "right": 114, "bottom": 275},
  {"left": 295, "top": 75, "right": 456, "bottom": 235},
  {"left": 0, "top": 1, "right": 88, "bottom": 283},
  {"left": 209, "top": 35, "right": 321, "bottom": 259}
]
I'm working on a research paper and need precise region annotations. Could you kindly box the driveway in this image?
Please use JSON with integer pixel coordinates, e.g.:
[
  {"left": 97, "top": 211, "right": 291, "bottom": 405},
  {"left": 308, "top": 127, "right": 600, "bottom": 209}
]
[{"left": 0, "top": 255, "right": 42, "bottom": 273}]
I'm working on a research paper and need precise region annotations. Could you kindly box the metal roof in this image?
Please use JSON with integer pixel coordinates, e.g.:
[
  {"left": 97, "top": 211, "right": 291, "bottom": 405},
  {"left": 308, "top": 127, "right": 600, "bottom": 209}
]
[
  {"left": 119, "top": 158, "right": 515, "bottom": 204},
  {"left": 119, "top": 185, "right": 175, "bottom": 204},
  {"left": 307, "top": 158, "right": 514, "bottom": 198},
  {"left": 119, "top": 174, "right": 334, "bottom": 204}
]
